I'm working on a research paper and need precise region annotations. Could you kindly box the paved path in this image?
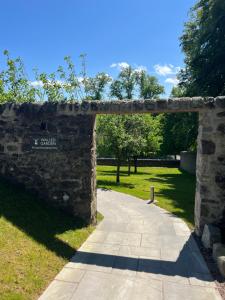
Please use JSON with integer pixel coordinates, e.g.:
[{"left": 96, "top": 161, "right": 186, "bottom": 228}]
[{"left": 39, "top": 189, "right": 222, "bottom": 300}]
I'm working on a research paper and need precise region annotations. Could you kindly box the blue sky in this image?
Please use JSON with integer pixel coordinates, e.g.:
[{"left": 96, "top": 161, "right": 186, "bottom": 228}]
[{"left": 0, "top": 0, "right": 196, "bottom": 97}]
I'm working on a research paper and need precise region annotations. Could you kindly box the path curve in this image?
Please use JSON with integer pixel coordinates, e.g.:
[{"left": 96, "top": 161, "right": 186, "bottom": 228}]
[{"left": 39, "top": 189, "right": 222, "bottom": 300}]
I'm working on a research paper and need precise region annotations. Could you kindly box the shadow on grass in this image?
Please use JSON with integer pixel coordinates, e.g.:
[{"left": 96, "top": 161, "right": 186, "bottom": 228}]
[
  {"left": 99, "top": 168, "right": 196, "bottom": 226},
  {"left": 98, "top": 169, "right": 151, "bottom": 176},
  {"left": 157, "top": 188, "right": 195, "bottom": 224},
  {"left": 146, "top": 172, "right": 196, "bottom": 226},
  {"left": 97, "top": 179, "right": 135, "bottom": 190},
  {"left": 0, "top": 178, "right": 87, "bottom": 260}
]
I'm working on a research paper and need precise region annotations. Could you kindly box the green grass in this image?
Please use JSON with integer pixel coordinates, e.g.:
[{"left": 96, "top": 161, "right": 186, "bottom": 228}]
[
  {"left": 0, "top": 166, "right": 195, "bottom": 299},
  {"left": 0, "top": 179, "right": 102, "bottom": 300},
  {"left": 97, "top": 166, "right": 196, "bottom": 228}
]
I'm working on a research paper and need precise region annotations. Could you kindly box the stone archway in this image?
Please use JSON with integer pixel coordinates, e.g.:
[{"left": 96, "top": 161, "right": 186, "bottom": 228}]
[{"left": 0, "top": 97, "right": 224, "bottom": 235}]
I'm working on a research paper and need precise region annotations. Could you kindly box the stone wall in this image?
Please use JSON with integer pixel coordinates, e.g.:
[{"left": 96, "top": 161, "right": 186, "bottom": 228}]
[
  {"left": 180, "top": 151, "right": 196, "bottom": 174},
  {"left": 0, "top": 103, "right": 97, "bottom": 224},
  {"left": 0, "top": 97, "right": 225, "bottom": 233},
  {"left": 97, "top": 158, "right": 180, "bottom": 168},
  {"left": 195, "top": 99, "right": 225, "bottom": 234}
]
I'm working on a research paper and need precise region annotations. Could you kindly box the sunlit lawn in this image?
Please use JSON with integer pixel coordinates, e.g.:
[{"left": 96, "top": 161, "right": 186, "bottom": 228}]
[
  {"left": 0, "top": 166, "right": 196, "bottom": 299},
  {"left": 0, "top": 179, "right": 102, "bottom": 300},
  {"left": 97, "top": 165, "right": 196, "bottom": 228}
]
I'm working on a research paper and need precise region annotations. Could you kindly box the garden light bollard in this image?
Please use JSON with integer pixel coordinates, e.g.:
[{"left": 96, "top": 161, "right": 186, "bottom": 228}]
[
  {"left": 150, "top": 186, "right": 154, "bottom": 202},
  {"left": 147, "top": 186, "right": 155, "bottom": 204}
]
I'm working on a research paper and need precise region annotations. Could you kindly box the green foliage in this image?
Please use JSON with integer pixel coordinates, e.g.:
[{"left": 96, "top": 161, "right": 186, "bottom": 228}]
[
  {"left": 98, "top": 65, "right": 165, "bottom": 180},
  {"left": 0, "top": 51, "right": 111, "bottom": 102},
  {"left": 110, "top": 66, "right": 137, "bottom": 99},
  {"left": 84, "top": 73, "right": 111, "bottom": 100},
  {"left": 0, "top": 50, "right": 36, "bottom": 103},
  {"left": 180, "top": 0, "right": 225, "bottom": 96},
  {"left": 96, "top": 113, "right": 163, "bottom": 178},
  {"left": 97, "top": 115, "right": 128, "bottom": 160},
  {"left": 160, "top": 112, "right": 198, "bottom": 155},
  {"left": 35, "top": 71, "right": 65, "bottom": 102},
  {"left": 170, "top": 86, "right": 186, "bottom": 98},
  {"left": 160, "top": 87, "right": 198, "bottom": 155},
  {"left": 34, "top": 55, "right": 84, "bottom": 101},
  {"left": 110, "top": 66, "right": 164, "bottom": 100},
  {"left": 138, "top": 71, "right": 164, "bottom": 99},
  {"left": 123, "top": 114, "right": 162, "bottom": 158}
]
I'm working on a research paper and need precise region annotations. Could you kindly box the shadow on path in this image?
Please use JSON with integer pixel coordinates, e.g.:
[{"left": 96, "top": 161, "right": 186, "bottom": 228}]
[{"left": 70, "top": 235, "right": 212, "bottom": 282}]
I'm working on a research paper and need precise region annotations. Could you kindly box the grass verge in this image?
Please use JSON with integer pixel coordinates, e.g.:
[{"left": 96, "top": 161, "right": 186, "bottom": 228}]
[
  {"left": 97, "top": 165, "right": 196, "bottom": 228},
  {"left": 0, "top": 179, "right": 101, "bottom": 300}
]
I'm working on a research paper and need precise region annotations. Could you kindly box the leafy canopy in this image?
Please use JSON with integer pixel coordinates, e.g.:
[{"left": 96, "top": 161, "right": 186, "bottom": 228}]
[{"left": 180, "top": 0, "right": 225, "bottom": 96}]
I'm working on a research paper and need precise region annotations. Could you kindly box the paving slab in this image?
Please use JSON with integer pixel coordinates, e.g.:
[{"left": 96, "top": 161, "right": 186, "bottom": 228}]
[
  {"left": 163, "top": 281, "right": 221, "bottom": 300},
  {"left": 39, "top": 189, "right": 222, "bottom": 300},
  {"left": 39, "top": 280, "right": 77, "bottom": 300}
]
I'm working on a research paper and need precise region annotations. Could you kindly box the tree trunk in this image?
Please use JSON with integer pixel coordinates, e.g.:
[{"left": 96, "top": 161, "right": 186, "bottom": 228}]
[
  {"left": 116, "top": 160, "right": 120, "bottom": 184},
  {"left": 134, "top": 157, "right": 138, "bottom": 174},
  {"left": 128, "top": 158, "right": 131, "bottom": 176}
]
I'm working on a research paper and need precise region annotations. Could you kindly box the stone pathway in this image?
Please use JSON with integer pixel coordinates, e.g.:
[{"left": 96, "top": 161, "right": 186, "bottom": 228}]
[{"left": 39, "top": 189, "right": 222, "bottom": 300}]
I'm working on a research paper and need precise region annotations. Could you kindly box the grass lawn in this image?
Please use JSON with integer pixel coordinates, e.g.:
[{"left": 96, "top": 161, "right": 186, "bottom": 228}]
[
  {"left": 97, "top": 165, "right": 196, "bottom": 228},
  {"left": 0, "top": 179, "right": 102, "bottom": 300}
]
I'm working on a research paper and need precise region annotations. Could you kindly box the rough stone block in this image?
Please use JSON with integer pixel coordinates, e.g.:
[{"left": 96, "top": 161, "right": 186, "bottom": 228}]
[
  {"left": 215, "top": 173, "right": 225, "bottom": 190},
  {"left": 217, "top": 256, "right": 225, "bottom": 278},
  {"left": 156, "top": 99, "right": 168, "bottom": 110},
  {"left": 217, "top": 111, "right": 225, "bottom": 118},
  {"left": 190, "top": 97, "right": 205, "bottom": 108},
  {"left": 144, "top": 100, "right": 156, "bottom": 111},
  {"left": 201, "top": 140, "right": 216, "bottom": 155},
  {"left": 201, "top": 224, "right": 221, "bottom": 249},
  {"left": 213, "top": 243, "right": 225, "bottom": 278},
  {"left": 216, "top": 96, "right": 225, "bottom": 108},
  {"left": 213, "top": 243, "right": 225, "bottom": 261},
  {"left": 217, "top": 124, "right": 225, "bottom": 134}
]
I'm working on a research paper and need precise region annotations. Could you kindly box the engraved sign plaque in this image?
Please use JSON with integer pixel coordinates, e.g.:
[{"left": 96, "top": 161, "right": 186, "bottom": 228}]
[{"left": 32, "top": 137, "right": 58, "bottom": 150}]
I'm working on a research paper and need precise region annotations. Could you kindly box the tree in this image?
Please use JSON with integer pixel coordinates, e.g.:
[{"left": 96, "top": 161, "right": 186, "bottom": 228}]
[
  {"left": 96, "top": 115, "right": 128, "bottom": 183},
  {"left": 138, "top": 71, "right": 164, "bottom": 99},
  {"left": 160, "top": 87, "right": 198, "bottom": 157},
  {"left": 108, "top": 66, "right": 165, "bottom": 176},
  {"left": 110, "top": 66, "right": 137, "bottom": 100},
  {"left": 170, "top": 86, "right": 186, "bottom": 98},
  {"left": 34, "top": 55, "right": 84, "bottom": 102},
  {"left": 123, "top": 114, "right": 162, "bottom": 174},
  {"left": 180, "top": 0, "right": 225, "bottom": 96},
  {"left": 0, "top": 50, "right": 36, "bottom": 103},
  {"left": 34, "top": 55, "right": 111, "bottom": 101},
  {"left": 0, "top": 51, "right": 111, "bottom": 102},
  {"left": 96, "top": 113, "right": 162, "bottom": 180},
  {"left": 83, "top": 73, "right": 111, "bottom": 100}
]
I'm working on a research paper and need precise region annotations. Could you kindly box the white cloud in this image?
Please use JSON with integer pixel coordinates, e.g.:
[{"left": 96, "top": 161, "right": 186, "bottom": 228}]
[
  {"left": 110, "top": 62, "right": 147, "bottom": 75},
  {"left": 134, "top": 65, "right": 147, "bottom": 73},
  {"left": 77, "top": 76, "right": 84, "bottom": 83},
  {"left": 110, "top": 62, "right": 130, "bottom": 70},
  {"left": 154, "top": 64, "right": 181, "bottom": 76},
  {"left": 30, "top": 80, "right": 73, "bottom": 88},
  {"left": 165, "top": 77, "right": 179, "bottom": 86},
  {"left": 29, "top": 80, "right": 44, "bottom": 87}
]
